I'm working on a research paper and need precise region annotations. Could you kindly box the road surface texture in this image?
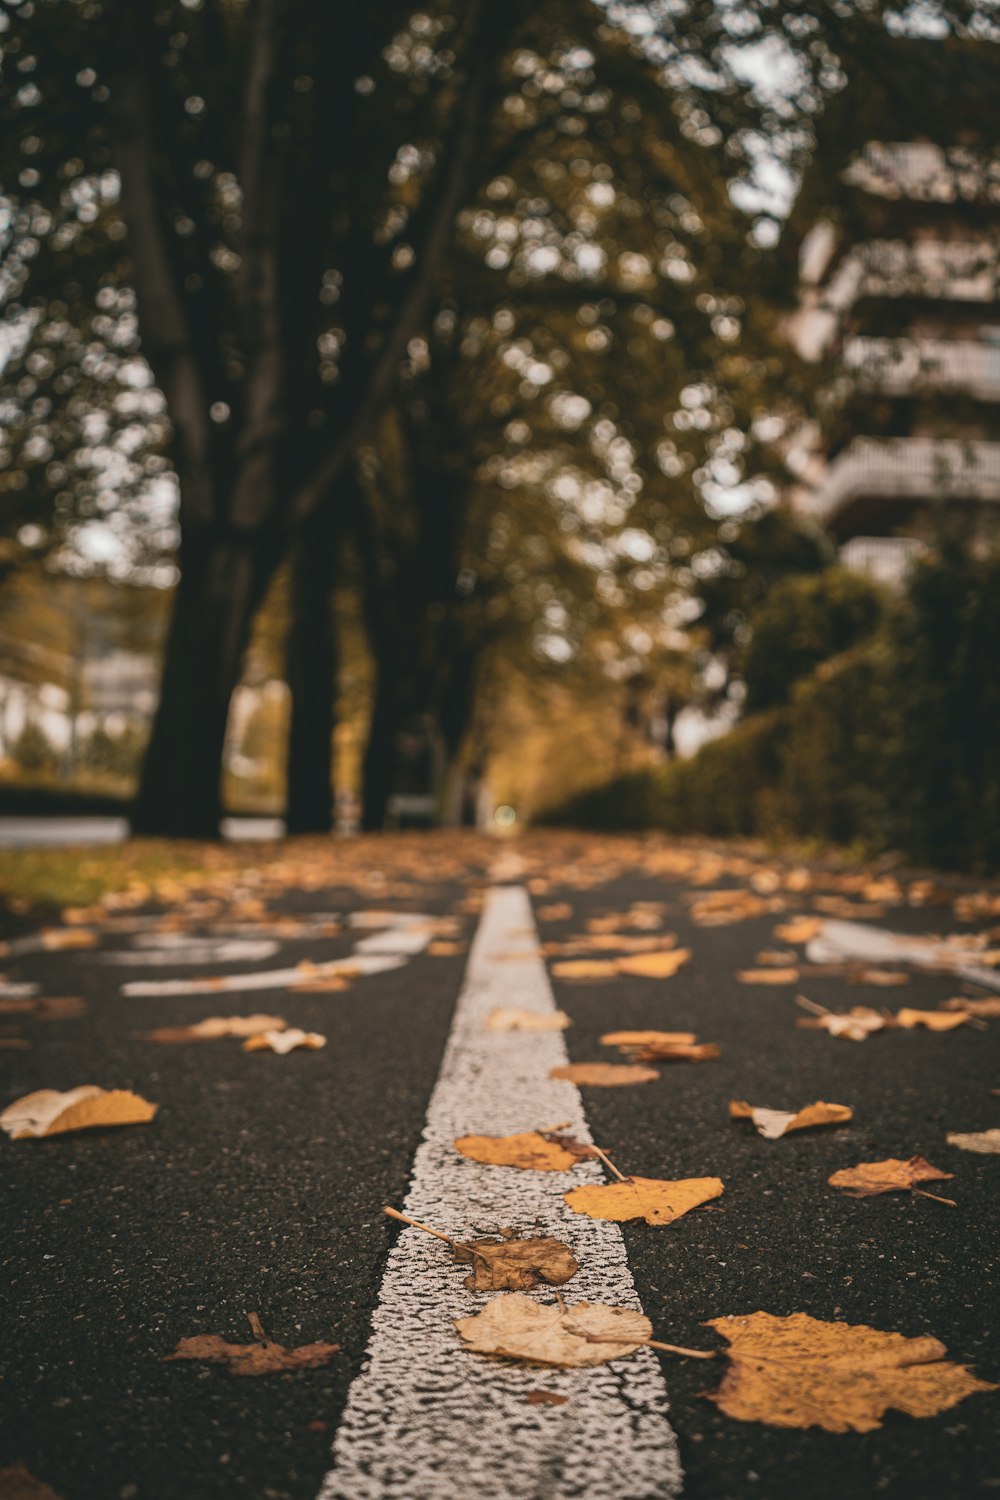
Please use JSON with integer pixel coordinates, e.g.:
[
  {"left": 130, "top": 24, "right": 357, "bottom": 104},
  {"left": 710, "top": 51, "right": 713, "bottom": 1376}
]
[{"left": 1, "top": 831, "right": 997, "bottom": 1500}]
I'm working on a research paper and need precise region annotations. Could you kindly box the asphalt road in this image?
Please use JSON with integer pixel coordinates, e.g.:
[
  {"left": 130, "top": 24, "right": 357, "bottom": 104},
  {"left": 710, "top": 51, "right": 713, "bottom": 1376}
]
[{"left": 1, "top": 832, "right": 997, "bottom": 1500}]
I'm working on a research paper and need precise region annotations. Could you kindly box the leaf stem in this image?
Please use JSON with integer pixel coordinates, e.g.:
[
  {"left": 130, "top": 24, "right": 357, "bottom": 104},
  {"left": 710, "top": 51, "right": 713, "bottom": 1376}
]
[
  {"left": 589, "top": 1142, "right": 628, "bottom": 1182},
  {"left": 795, "top": 994, "right": 830, "bottom": 1017},
  {"left": 912, "top": 1188, "right": 957, "bottom": 1207},
  {"left": 646, "top": 1339, "right": 717, "bottom": 1360},
  {"left": 384, "top": 1206, "right": 457, "bottom": 1244}
]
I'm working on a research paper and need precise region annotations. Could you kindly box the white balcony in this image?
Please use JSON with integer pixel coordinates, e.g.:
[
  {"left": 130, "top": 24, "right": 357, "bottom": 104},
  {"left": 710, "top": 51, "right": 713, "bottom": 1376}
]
[
  {"left": 839, "top": 535, "right": 927, "bottom": 587},
  {"left": 843, "top": 337, "right": 1000, "bottom": 399},
  {"left": 806, "top": 438, "right": 1000, "bottom": 527}
]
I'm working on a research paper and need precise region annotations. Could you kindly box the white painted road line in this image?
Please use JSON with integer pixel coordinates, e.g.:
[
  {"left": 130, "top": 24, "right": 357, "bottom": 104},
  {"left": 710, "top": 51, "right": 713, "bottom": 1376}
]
[{"left": 318, "top": 883, "right": 683, "bottom": 1500}]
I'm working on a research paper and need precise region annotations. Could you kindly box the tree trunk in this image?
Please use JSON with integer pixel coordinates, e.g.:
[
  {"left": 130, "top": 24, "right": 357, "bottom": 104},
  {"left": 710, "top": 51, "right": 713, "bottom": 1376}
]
[
  {"left": 131, "top": 528, "right": 279, "bottom": 838},
  {"left": 360, "top": 664, "right": 401, "bottom": 833},
  {"left": 285, "top": 505, "right": 341, "bottom": 834}
]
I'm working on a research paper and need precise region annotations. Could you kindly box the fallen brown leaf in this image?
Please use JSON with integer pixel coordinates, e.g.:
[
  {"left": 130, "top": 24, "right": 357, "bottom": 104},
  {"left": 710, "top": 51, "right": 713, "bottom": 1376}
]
[
  {"left": 895, "top": 1009, "right": 968, "bottom": 1032},
  {"left": 737, "top": 968, "right": 800, "bottom": 985},
  {"left": 601, "top": 1029, "right": 695, "bottom": 1048},
  {"left": 941, "top": 996, "right": 1000, "bottom": 1017},
  {"left": 706, "top": 1310, "right": 994, "bottom": 1432},
  {"left": 242, "top": 1028, "right": 326, "bottom": 1053},
  {"left": 486, "top": 1007, "right": 571, "bottom": 1032},
  {"left": 775, "top": 917, "right": 824, "bottom": 944},
  {"left": 537, "top": 903, "right": 573, "bottom": 922},
  {"left": 796, "top": 1004, "right": 887, "bottom": 1041},
  {"left": 730, "top": 1099, "right": 852, "bottom": 1139},
  {"left": 550, "top": 959, "right": 618, "bottom": 980},
  {"left": 454, "top": 1236, "right": 579, "bottom": 1291},
  {"left": 850, "top": 968, "right": 910, "bottom": 987},
  {"left": 615, "top": 948, "right": 691, "bottom": 979},
  {"left": 525, "top": 1389, "right": 569, "bottom": 1406},
  {"left": 755, "top": 950, "right": 799, "bottom": 966},
  {"left": 0, "top": 1463, "right": 63, "bottom": 1499},
  {"left": 428, "top": 940, "right": 465, "bottom": 956},
  {"left": 140, "top": 1013, "right": 286, "bottom": 1043},
  {"left": 454, "top": 1130, "right": 594, "bottom": 1171},
  {"left": 455, "top": 1293, "right": 651, "bottom": 1368},
  {"left": 0, "top": 996, "right": 86, "bottom": 1020},
  {"left": 0, "top": 1086, "right": 157, "bottom": 1140},
  {"left": 166, "top": 1312, "right": 338, "bottom": 1376},
  {"left": 946, "top": 1129, "right": 1000, "bottom": 1154},
  {"left": 549, "top": 1063, "right": 659, "bottom": 1088},
  {"left": 828, "top": 1156, "right": 954, "bottom": 1199},
  {"left": 564, "top": 1174, "right": 723, "bottom": 1225}
]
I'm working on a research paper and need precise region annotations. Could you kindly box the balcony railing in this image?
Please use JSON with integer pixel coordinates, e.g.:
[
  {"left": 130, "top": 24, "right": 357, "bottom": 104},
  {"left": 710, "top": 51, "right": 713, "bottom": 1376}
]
[
  {"left": 843, "top": 338, "right": 1000, "bottom": 399},
  {"left": 839, "top": 535, "right": 927, "bottom": 587},
  {"left": 807, "top": 438, "right": 1000, "bottom": 525}
]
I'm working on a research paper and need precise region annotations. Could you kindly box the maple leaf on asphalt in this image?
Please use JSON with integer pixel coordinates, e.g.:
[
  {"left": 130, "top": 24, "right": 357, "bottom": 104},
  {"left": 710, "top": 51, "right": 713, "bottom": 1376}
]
[
  {"left": 166, "top": 1312, "right": 338, "bottom": 1375},
  {"left": 455, "top": 1293, "right": 652, "bottom": 1368},
  {"left": 828, "top": 1156, "right": 955, "bottom": 1199},
  {"left": 774, "top": 917, "right": 824, "bottom": 944},
  {"left": 1, "top": 1087, "right": 157, "bottom": 1140},
  {"left": 610, "top": 1037, "right": 719, "bottom": 1063},
  {"left": 705, "top": 1311, "right": 995, "bottom": 1432},
  {"left": 564, "top": 1175, "right": 723, "bottom": 1225},
  {"left": 796, "top": 1003, "right": 887, "bottom": 1040},
  {"left": 454, "top": 1130, "right": 595, "bottom": 1171},
  {"left": 737, "top": 968, "right": 800, "bottom": 985},
  {"left": 946, "top": 1129, "right": 1000, "bottom": 1154},
  {"left": 550, "top": 959, "right": 618, "bottom": 980},
  {"left": 942, "top": 996, "right": 1000, "bottom": 1017},
  {"left": 615, "top": 948, "right": 691, "bottom": 978},
  {"left": 242, "top": 1028, "right": 326, "bottom": 1053},
  {"left": 894, "top": 1009, "right": 968, "bottom": 1031},
  {"left": 729, "top": 1100, "right": 853, "bottom": 1139},
  {"left": 549, "top": 1063, "right": 659, "bottom": 1087}
]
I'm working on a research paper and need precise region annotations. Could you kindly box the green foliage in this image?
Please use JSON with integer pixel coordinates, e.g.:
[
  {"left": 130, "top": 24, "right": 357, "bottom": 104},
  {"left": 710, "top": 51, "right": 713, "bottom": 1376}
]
[
  {"left": 742, "top": 567, "right": 884, "bottom": 714},
  {"left": 550, "top": 541, "right": 1000, "bottom": 872},
  {"left": 10, "top": 718, "right": 58, "bottom": 774}
]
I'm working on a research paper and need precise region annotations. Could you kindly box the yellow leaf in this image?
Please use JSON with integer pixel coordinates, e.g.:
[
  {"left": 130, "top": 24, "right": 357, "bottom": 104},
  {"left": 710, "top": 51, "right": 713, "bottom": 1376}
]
[
  {"left": 0, "top": 1086, "right": 157, "bottom": 1140},
  {"left": 550, "top": 959, "right": 618, "bottom": 980},
  {"left": 706, "top": 1311, "right": 995, "bottom": 1432},
  {"left": 737, "top": 968, "right": 800, "bottom": 985},
  {"left": 895, "top": 1009, "right": 968, "bottom": 1031},
  {"left": 942, "top": 996, "right": 1000, "bottom": 1017},
  {"left": 455, "top": 1293, "right": 651, "bottom": 1368},
  {"left": 564, "top": 1174, "right": 723, "bottom": 1225},
  {"left": 549, "top": 1062, "right": 659, "bottom": 1087},
  {"left": 775, "top": 917, "right": 824, "bottom": 944},
  {"left": 828, "top": 1156, "right": 954, "bottom": 1198},
  {"left": 797, "top": 1005, "right": 887, "bottom": 1041},
  {"left": 242, "top": 1028, "right": 326, "bottom": 1054},
  {"left": 486, "top": 1008, "right": 571, "bottom": 1032},
  {"left": 729, "top": 1099, "right": 852, "bottom": 1139},
  {"left": 615, "top": 948, "right": 691, "bottom": 978},
  {"left": 537, "top": 903, "right": 573, "bottom": 922},
  {"left": 140, "top": 1014, "right": 286, "bottom": 1043},
  {"left": 428, "top": 940, "right": 465, "bottom": 956},
  {"left": 454, "top": 1130, "right": 593, "bottom": 1171},
  {"left": 601, "top": 1030, "right": 696, "bottom": 1047},
  {"left": 166, "top": 1313, "right": 338, "bottom": 1376}
]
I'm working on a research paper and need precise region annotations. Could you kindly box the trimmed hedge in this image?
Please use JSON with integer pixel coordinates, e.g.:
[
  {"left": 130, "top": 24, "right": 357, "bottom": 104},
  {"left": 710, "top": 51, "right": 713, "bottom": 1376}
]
[{"left": 547, "top": 544, "right": 1000, "bottom": 872}]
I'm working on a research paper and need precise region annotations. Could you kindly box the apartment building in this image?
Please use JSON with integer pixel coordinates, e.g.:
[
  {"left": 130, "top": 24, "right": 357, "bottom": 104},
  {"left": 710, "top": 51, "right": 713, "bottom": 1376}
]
[{"left": 784, "top": 42, "right": 1000, "bottom": 584}]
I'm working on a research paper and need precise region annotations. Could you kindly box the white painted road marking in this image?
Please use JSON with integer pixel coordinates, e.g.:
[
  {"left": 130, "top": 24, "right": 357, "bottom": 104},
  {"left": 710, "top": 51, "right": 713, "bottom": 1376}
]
[{"left": 318, "top": 883, "right": 683, "bottom": 1500}]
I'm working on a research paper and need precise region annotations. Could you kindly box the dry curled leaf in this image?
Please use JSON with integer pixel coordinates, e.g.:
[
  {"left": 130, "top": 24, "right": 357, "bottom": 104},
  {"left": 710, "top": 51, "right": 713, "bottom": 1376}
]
[
  {"left": 623, "top": 1040, "right": 719, "bottom": 1063},
  {"left": 453, "top": 1235, "right": 579, "bottom": 1291},
  {"left": 615, "top": 948, "right": 691, "bottom": 979},
  {"left": 706, "top": 1310, "right": 995, "bottom": 1432},
  {"left": 850, "top": 967, "right": 910, "bottom": 987},
  {"left": 895, "top": 1009, "right": 968, "bottom": 1032},
  {"left": 755, "top": 950, "right": 799, "bottom": 966},
  {"left": 828, "top": 1156, "right": 954, "bottom": 1198},
  {"left": 0, "top": 1463, "right": 64, "bottom": 1500},
  {"left": 729, "top": 1099, "right": 853, "bottom": 1140},
  {"left": 946, "top": 1129, "right": 1000, "bottom": 1154},
  {"left": 549, "top": 1062, "right": 659, "bottom": 1088},
  {"left": 942, "top": 996, "right": 1000, "bottom": 1017},
  {"left": 737, "top": 968, "right": 800, "bottom": 985},
  {"left": 428, "top": 940, "right": 464, "bottom": 956},
  {"left": 1, "top": 1086, "right": 157, "bottom": 1140},
  {"left": 242, "top": 1028, "right": 326, "bottom": 1054},
  {"left": 774, "top": 917, "right": 824, "bottom": 944},
  {"left": 141, "top": 1013, "right": 286, "bottom": 1043},
  {"left": 486, "top": 1007, "right": 571, "bottom": 1032},
  {"left": 550, "top": 959, "right": 618, "bottom": 980},
  {"left": 455, "top": 1293, "right": 651, "bottom": 1368},
  {"left": 454, "top": 1130, "right": 593, "bottom": 1172},
  {"left": 564, "top": 1174, "right": 723, "bottom": 1225},
  {"left": 166, "top": 1313, "right": 338, "bottom": 1376},
  {"left": 525, "top": 1389, "right": 568, "bottom": 1406},
  {"left": 797, "top": 1005, "right": 887, "bottom": 1041},
  {"left": 0, "top": 996, "right": 86, "bottom": 1021},
  {"left": 537, "top": 903, "right": 573, "bottom": 922}
]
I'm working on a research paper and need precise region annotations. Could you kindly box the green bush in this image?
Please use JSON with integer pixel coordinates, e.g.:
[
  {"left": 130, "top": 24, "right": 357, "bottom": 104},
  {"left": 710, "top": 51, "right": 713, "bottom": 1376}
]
[
  {"left": 547, "top": 542, "right": 1000, "bottom": 872},
  {"left": 742, "top": 567, "right": 884, "bottom": 714}
]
